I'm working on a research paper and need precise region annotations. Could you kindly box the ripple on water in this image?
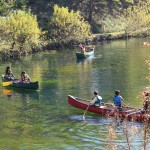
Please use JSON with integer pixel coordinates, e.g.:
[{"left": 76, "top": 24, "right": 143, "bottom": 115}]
[
  {"left": 67, "top": 115, "right": 148, "bottom": 149},
  {"left": 68, "top": 115, "right": 114, "bottom": 125}
]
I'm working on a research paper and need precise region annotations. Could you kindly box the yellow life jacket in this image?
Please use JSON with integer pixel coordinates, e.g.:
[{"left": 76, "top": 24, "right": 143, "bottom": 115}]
[{"left": 22, "top": 74, "right": 29, "bottom": 82}]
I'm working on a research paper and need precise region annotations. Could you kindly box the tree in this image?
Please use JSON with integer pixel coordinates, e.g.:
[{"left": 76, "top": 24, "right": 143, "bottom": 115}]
[
  {"left": 0, "top": 0, "right": 15, "bottom": 15},
  {"left": 120, "top": 0, "right": 150, "bottom": 36},
  {"left": 49, "top": 5, "right": 91, "bottom": 44},
  {"left": 15, "top": 0, "right": 29, "bottom": 10},
  {"left": 67, "top": 0, "right": 134, "bottom": 33},
  {"left": 0, "top": 10, "right": 44, "bottom": 53}
]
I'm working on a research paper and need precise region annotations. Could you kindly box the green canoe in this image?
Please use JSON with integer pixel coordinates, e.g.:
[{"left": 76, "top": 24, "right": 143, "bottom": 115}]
[
  {"left": 76, "top": 48, "right": 94, "bottom": 59},
  {"left": 2, "top": 74, "right": 39, "bottom": 90}
]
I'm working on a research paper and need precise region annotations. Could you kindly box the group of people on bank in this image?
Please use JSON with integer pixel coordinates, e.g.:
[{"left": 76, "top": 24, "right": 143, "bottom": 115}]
[
  {"left": 90, "top": 90, "right": 149, "bottom": 112},
  {"left": 4, "top": 66, "right": 31, "bottom": 83}
]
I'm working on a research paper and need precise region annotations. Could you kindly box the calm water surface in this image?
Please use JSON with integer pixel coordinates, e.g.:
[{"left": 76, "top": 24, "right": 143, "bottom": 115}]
[{"left": 0, "top": 38, "right": 150, "bottom": 149}]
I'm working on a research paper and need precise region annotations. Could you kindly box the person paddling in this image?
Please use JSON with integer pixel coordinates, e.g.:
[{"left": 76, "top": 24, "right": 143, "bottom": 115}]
[
  {"left": 113, "top": 90, "right": 124, "bottom": 111},
  {"left": 79, "top": 44, "right": 86, "bottom": 53},
  {"left": 83, "top": 91, "right": 103, "bottom": 119},
  {"left": 4, "top": 66, "right": 15, "bottom": 81},
  {"left": 90, "top": 91, "right": 103, "bottom": 106}
]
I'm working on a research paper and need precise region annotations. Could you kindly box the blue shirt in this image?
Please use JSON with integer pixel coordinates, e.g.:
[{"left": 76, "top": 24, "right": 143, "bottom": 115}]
[{"left": 113, "top": 95, "right": 123, "bottom": 107}]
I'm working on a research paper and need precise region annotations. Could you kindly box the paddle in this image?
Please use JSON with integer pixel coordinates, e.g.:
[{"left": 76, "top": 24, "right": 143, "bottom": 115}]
[
  {"left": 82, "top": 95, "right": 98, "bottom": 120},
  {"left": 83, "top": 103, "right": 91, "bottom": 120},
  {"left": 83, "top": 49, "right": 87, "bottom": 56},
  {"left": 2, "top": 81, "right": 12, "bottom": 86}
]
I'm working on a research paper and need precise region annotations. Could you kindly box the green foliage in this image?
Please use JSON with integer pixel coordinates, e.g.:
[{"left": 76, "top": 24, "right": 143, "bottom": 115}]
[
  {"left": 99, "top": 0, "right": 150, "bottom": 35},
  {"left": 0, "top": 10, "right": 44, "bottom": 52},
  {"left": 120, "top": 0, "right": 150, "bottom": 35},
  {"left": 125, "top": 0, "right": 133, "bottom": 2},
  {"left": 0, "top": 0, "right": 28, "bottom": 15},
  {"left": 100, "top": 15, "right": 125, "bottom": 33},
  {"left": 15, "top": 0, "right": 28, "bottom": 10},
  {"left": 0, "top": 0, "right": 150, "bottom": 52},
  {"left": 49, "top": 5, "right": 91, "bottom": 43},
  {"left": 0, "top": 0, "right": 15, "bottom": 16}
]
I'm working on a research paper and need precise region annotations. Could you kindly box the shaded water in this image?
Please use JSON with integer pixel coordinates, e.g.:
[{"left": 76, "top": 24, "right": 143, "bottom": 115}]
[{"left": 0, "top": 38, "right": 150, "bottom": 149}]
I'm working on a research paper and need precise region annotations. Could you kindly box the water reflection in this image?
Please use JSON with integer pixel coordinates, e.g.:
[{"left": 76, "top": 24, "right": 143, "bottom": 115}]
[
  {"left": 68, "top": 115, "right": 143, "bottom": 126},
  {"left": 2, "top": 87, "right": 39, "bottom": 100},
  {"left": 69, "top": 115, "right": 113, "bottom": 125},
  {"left": 0, "top": 38, "right": 150, "bottom": 149},
  {"left": 2, "top": 88, "right": 13, "bottom": 97},
  {"left": 76, "top": 55, "right": 94, "bottom": 64}
]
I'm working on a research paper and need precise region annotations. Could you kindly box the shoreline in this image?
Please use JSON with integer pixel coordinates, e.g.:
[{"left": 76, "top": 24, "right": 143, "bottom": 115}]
[{"left": 0, "top": 33, "right": 149, "bottom": 61}]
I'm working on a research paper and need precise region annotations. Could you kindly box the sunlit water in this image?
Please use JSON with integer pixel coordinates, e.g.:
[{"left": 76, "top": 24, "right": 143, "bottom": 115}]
[{"left": 0, "top": 38, "right": 150, "bottom": 149}]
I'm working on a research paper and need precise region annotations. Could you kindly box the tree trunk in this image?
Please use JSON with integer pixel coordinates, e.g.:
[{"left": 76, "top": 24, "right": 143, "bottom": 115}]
[
  {"left": 107, "top": 0, "right": 113, "bottom": 14},
  {"left": 11, "top": 41, "right": 15, "bottom": 50},
  {"left": 88, "top": 0, "right": 94, "bottom": 22}
]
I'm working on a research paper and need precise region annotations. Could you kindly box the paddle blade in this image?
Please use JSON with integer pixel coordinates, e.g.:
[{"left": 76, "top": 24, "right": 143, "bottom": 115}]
[
  {"left": 2, "top": 81, "right": 12, "bottom": 86},
  {"left": 83, "top": 115, "right": 86, "bottom": 120}
]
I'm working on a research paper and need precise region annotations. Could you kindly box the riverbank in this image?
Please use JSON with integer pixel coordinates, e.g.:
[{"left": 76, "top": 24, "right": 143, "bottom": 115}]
[
  {"left": 0, "top": 32, "right": 149, "bottom": 61},
  {"left": 90, "top": 31, "right": 150, "bottom": 43},
  {"left": 91, "top": 32, "right": 126, "bottom": 43},
  {"left": 45, "top": 31, "right": 150, "bottom": 54}
]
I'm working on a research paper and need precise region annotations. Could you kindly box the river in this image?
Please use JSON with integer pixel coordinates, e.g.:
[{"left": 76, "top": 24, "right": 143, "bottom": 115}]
[{"left": 0, "top": 38, "right": 150, "bottom": 149}]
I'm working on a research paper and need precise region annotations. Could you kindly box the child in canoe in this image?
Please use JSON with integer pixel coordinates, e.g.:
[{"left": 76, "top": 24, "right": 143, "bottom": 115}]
[
  {"left": 90, "top": 91, "right": 103, "bottom": 106},
  {"left": 19, "top": 71, "right": 31, "bottom": 83},
  {"left": 113, "top": 90, "right": 124, "bottom": 111}
]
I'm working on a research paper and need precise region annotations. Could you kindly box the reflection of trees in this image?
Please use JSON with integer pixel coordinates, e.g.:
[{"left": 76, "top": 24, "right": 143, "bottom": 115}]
[
  {"left": 2, "top": 88, "right": 13, "bottom": 97},
  {"left": 0, "top": 91, "right": 43, "bottom": 137},
  {"left": 92, "top": 40, "right": 148, "bottom": 105},
  {"left": 0, "top": 86, "right": 41, "bottom": 137},
  {"left": 56, "top": 55, "right": 94, "bottom": 99}
]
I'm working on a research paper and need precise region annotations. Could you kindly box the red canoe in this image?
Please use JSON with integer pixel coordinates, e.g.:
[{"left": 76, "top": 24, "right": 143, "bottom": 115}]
[{"left": 68, "top": 95, "right": 150, "bottom": 122}]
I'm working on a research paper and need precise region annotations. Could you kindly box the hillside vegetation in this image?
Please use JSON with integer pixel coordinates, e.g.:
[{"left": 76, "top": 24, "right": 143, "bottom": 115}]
[{"left": 0, "top": 0, "right": 150, "bottom": 60}]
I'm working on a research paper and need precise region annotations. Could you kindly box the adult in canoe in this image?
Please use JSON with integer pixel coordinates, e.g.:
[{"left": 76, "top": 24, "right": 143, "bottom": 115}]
[
  {"left": 79, "top": 44, "right": 86, "bottom": 53},
  {"left": 19, "top": 71, "right": 31, "bottom": 83},
  {"left": 4, "top": 66, "right": 15, "bottom": 81}
]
